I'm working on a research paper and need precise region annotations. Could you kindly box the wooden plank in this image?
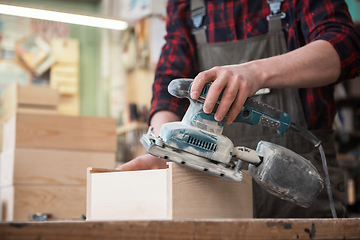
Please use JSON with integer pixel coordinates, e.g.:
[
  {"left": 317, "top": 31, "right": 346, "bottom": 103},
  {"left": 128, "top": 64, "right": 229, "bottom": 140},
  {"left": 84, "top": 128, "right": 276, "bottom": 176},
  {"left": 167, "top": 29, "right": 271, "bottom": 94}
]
[
  {"left": 2, "top": 112, "right": 117, "bottom": 152},
  {"left": 0, "top": 148, "right": 115, "bottom": 187},
  {"left": 0, "top": 185, "right": 86, "bottom": 221},
  {"left": 87, "top": 163, "right": 252, "bottom": 221},
  {"left": 0, "top": 219, "right": 360, "bottom": 240},
  {"left": 2, "top": 83, "right": 59, "bottom": 122},
  {"left": 17, "top": 84, "right": 59, "bottom": 107},
  {"left": 2, "top": 83, "right": 17, "bottom": 123},
  {"left": 88, "top": 167, "right": 169, "bottom": 221},
  {"left": 0, "top": 118, "right": 3, "bottom": 153},
  {"left": 50, "top": 63, "right": 79, "bottom": 95},
  {"left": 58, "top": 95, "right": 80, "bottom": 116},
  {"left": 169, "top": 163, "right": 253, "bottom": 219},
  {"left": 51, "top": 38, "right": 79, "bottom": 64}
]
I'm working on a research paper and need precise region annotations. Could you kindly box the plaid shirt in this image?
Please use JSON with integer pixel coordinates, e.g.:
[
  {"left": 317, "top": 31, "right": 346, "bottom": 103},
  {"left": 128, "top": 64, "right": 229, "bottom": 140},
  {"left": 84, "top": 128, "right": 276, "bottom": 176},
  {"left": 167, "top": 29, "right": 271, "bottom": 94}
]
[{"left": 150, "top": 0, "right": 360, "bottom": 130}]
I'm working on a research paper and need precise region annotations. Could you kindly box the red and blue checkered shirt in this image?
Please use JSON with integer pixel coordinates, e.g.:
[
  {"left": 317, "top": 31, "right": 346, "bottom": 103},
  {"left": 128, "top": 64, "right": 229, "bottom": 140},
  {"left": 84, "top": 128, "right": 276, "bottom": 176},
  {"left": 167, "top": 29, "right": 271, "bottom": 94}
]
[{"left": 150, "top": 0, "right": 360, "bottom": 130}]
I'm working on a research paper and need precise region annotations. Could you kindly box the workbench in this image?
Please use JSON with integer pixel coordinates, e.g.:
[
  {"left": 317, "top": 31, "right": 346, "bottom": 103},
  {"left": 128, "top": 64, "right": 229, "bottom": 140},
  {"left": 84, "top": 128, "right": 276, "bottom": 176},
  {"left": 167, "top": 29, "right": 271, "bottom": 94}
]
[{"left": 0, "top": 218, "right": 359, "bottom": 240}]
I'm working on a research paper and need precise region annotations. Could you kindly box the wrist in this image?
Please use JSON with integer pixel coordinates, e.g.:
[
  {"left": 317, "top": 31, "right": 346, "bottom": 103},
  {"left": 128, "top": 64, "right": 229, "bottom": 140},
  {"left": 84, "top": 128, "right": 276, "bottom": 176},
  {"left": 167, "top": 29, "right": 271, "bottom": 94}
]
[{"left": 250, "top": 57, "right": 283, "bottom": 89}]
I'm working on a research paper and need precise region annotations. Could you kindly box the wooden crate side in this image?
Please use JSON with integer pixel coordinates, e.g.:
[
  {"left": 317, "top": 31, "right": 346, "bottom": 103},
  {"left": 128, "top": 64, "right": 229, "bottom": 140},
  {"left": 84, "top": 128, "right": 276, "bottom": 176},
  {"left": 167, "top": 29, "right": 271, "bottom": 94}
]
[
  {"left": 0, "top": 150, "right": 15, "bottom": 187},
  {"left": 86, "top": 168, "right": 93, "bottom": 220},
  {"left": 0, "top": 119, "right": 3, "bottom": 153},
  {"left": 17, "top": 107, "right": 58, "bottom": 115},
  {"left": 3, "top": 113, "right": 117, "bottom": 152},
  {"left": 2, "top": 117, "right": 16, "bottom": 151},
  {"left": 2, "top": 83, "right": 17, "bottom": 123},
  {"left": 169, "top": 163, "right": 253, "bottom": 219},
  {"left": 2, "top": 83, "right": 59, "bottom": 123},
  {"left": 87, "top": 168, "right": 169, "bottom": 221},
  {"left": 0, "top": 148, "right": 116, "bottom": 187},
  {"left": 17, "top": 84, "right": 59, "bottom": 107},
  {"left": 0, "top": 186, "right": 14, "bottom": 221},
  {"left": 2, "top": 185, "right": 86, "bottom": 221}
]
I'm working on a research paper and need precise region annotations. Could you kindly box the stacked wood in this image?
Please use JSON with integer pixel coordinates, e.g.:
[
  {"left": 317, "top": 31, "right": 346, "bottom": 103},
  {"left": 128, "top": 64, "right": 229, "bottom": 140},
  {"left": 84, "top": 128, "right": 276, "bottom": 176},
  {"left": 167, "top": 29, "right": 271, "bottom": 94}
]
[
  {"left": 2, "top": 83, "right": 59, "bottom": 122},
  {"left": 0, "top": 85, "right": 117, "bottom": 221}
]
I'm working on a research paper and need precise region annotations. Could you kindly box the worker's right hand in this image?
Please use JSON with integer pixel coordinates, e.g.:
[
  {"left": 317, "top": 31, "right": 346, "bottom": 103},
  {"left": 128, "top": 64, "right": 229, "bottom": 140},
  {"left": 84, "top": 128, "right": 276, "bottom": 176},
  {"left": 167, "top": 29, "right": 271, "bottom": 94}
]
[{"left": 117, "top": 154, "right": 168, "bottom": 171}]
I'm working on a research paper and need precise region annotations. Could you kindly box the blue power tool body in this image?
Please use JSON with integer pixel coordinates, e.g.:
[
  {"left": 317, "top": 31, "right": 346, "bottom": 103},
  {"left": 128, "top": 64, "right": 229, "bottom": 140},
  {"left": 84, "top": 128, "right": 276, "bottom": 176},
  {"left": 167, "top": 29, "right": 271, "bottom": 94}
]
[{"left": 141, "top": 78, "right": 304, "bottom": 181}]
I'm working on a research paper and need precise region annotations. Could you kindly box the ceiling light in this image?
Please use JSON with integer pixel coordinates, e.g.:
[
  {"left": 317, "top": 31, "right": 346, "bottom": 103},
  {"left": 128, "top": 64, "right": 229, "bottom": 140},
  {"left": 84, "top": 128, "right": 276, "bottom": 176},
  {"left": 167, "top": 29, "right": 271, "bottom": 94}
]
[{"left": 0, "top": 3, "right": 128, "bottom": 30}]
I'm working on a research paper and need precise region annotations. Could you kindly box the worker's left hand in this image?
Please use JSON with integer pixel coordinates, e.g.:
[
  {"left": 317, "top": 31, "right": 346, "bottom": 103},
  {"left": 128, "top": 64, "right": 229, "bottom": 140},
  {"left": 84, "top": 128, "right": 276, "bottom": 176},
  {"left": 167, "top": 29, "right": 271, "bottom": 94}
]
[
  {"left": 190, "top": 62, "right": 263, "bottom": 124},
  {"left": 116, "top": 154, "right": 168, "bottom": 171}
]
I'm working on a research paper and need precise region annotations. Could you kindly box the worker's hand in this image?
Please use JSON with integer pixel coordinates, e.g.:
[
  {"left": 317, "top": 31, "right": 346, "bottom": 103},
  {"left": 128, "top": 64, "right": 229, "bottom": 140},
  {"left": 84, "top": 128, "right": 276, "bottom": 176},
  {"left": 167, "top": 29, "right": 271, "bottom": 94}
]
[
  {"left": 117, "top": 154, "right": 168, "bottom": 171},
  {"left": 190, "top": 63, "right": 263, "bottom": 124}
]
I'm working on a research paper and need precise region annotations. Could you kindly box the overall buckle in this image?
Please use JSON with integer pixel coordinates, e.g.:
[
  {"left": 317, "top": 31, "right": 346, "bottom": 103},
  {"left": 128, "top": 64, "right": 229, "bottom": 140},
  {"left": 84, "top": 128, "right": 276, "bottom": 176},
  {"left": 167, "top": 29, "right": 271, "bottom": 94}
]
[
  {"left": 267, "top": 0, "right": 286, "bottom": 20},
  {"left": 192, "top": 6, "right": 207, "bottom": 32}
]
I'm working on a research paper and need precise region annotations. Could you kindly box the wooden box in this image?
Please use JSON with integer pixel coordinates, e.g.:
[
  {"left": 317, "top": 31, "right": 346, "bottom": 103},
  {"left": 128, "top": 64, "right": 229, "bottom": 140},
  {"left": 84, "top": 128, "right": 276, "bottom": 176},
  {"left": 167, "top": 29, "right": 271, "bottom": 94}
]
[
  {"left": 0, "top": 118, "right": 3, "bottom": 153},
  {"left": 2, "top": 112, "right": 117, "bottom": 152},
  {"left": 87, "top": 163, "right": 253, "bottom": 220},
  {"left": 0, "top": 148, "right": 116, "bottom": 187},
  {"left": 1, "top": 185, "right": 86, "bottom": 221},
  {"left": 2, "top": 83, "right": 59, "bottom": 122}
]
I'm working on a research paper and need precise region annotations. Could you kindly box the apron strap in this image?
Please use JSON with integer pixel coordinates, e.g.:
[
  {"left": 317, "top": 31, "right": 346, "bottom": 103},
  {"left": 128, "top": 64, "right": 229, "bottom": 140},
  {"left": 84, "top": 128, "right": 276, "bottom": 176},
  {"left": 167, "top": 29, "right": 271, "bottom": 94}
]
[
  {"left": 191, "top": 0, "right": 207, "bottom": 45},
  {"left": 268, "top": 16, "right": 283, "bottom": 33},
  {"left": 267, "top": 0, "right": 286, "bottom": 33},
  {"left": 192, "top": 0, "right": 286, "bottom": 44}
]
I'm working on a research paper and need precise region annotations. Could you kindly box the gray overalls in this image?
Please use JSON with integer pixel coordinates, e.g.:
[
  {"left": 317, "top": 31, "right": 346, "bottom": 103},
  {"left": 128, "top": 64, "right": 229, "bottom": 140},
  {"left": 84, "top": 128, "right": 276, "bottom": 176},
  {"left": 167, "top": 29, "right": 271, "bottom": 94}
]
[{"left": 191, "top": 0, "right": 347, "bottom": 218}]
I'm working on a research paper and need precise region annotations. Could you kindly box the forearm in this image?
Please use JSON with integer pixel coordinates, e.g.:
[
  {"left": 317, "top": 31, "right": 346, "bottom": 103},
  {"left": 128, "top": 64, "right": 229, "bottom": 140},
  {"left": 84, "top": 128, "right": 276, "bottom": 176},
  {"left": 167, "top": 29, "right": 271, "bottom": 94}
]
[
  {"left": 256, "top": 40, "right": 341, "bottom": 89},
  {"left": 191, "top": 40, "right": 342, "bottom": 123}
]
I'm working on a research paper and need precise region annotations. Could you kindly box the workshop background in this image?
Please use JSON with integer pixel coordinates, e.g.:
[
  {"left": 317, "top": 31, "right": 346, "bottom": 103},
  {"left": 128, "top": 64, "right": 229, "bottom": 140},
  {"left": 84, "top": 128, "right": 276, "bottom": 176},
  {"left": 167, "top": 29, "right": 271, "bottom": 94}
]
[{"left": 0, "top": 0, "right": 359, "bottom": 220}]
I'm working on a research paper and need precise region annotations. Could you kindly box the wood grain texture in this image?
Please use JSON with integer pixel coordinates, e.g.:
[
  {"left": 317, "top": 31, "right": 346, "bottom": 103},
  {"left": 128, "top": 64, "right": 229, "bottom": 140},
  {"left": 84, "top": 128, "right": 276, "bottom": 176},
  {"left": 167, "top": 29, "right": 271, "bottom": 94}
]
[
  {"left": 169, "top": 163, "right": 253, "bottom": 219},
  {"left": 0, "top": 119, "right": 3, "bottom": 153},
  {"left": 1, "top": 185, "right": 86, "bottom": 221},
  {"left": 17, "top": 84, "right": 59, "bottom": 107},
  {"left": 3, "top": 112, "right": 117, "bottom": 152},
  {"left": 2, "top": 83, "right": 59, "bottom": 122},
  {"left": 87, "top": 163, "right": 252, "bottom": 221},
  {"left": 2, "top": 83, "right": 17, "bottom": 124},
  {"left": 0, "top": 219, "right": 359, "bottom": 240},
  {"left": 0, "top": 148, "right": 115, "bottom": 187}
]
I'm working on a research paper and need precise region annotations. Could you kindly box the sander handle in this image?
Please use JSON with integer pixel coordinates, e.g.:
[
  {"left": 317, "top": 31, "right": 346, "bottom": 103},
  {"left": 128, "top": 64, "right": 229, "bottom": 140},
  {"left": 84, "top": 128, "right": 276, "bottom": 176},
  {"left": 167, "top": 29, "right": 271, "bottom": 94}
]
[
  {"left": 235, "top": 98, "right": 291, "bottom": 135},
  {"left": 187, "top": 81, "right": 292, "bottom": 134}
]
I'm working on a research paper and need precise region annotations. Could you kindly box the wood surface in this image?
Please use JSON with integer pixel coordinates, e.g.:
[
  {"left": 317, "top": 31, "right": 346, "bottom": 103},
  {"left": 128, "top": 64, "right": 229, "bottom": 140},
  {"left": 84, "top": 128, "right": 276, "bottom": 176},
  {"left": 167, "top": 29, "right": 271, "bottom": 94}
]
[
  {"left": 169, "top": 163, "right": 253, "bottom": 219},
  {"left": 58, "top": 94, "right": 80, "bottom": 116},
  {"left": 1, "top": 185, "right": 86, "bottom": 221},
  {"left": 2, "top": 112, "right": 117, "bottom": 152},
  {"left": 0, "top": 148, "right": 116, "bottom": 187},
  {"left": 0, "top": 118, "right": 3, "bottom": 153},
  {"left": 87, "top": 167, "right": 169, "bottom": 220},
  {"left": 87, "top": 163, "right": 252, "bottom": 221},
  {"left": 2, "top": 83, "right": 16, "bottom": 124},
  {"left": 17, "top": 84, "right": 59, "bottom": 107},
  {"left": 2, "top": 83, "right": 59, "bottom": 122},
  {"left": 51, "top": 38, "right": 79, "bottom": 64},
  {"left": 50, "top": 63, "right": 79, "bottom": 96},
  {"left": 0, "top": 218, "right": 359, "bottom": 240}
]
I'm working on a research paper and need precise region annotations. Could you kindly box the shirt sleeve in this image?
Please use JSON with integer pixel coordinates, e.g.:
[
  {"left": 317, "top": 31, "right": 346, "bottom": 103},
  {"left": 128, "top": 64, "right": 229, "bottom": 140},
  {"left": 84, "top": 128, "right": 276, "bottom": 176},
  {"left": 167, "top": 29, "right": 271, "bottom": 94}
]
[
  {"left": 148, "top": 0, "right": 199, "bottom": 124},
  {"left": 297, "top": 0, "right": 360, "bottom": 83}
]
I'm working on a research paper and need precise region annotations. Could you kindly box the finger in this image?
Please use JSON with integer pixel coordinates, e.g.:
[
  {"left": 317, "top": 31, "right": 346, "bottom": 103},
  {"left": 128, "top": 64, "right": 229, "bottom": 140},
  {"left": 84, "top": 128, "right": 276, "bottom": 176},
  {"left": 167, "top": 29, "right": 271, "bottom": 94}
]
[
  {"left": 204, "top": 72, "right": 229, "bottom": 114},
  {"left": 191, "top": 67, "right": 218, "bottom": 99},
  {"left": 117, "top": 158, "right": 146, "bottom": 171},
  {"left": 118, "top": 155, "right": 168, "bottom": 171},
  {"left": 214, "top": 80, "right": 240, "bottom": 122},
  {"left": 225, "top": 86, "right": 249, "bottom": 124}
]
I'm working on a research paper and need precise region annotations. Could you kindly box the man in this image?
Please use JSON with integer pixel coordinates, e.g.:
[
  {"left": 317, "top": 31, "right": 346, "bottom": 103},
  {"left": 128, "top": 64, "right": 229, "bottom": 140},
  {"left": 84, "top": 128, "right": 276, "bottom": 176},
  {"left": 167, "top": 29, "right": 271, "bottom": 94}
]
[{"left": 120, "top": 0, "right": 360, "bottom": 218}]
